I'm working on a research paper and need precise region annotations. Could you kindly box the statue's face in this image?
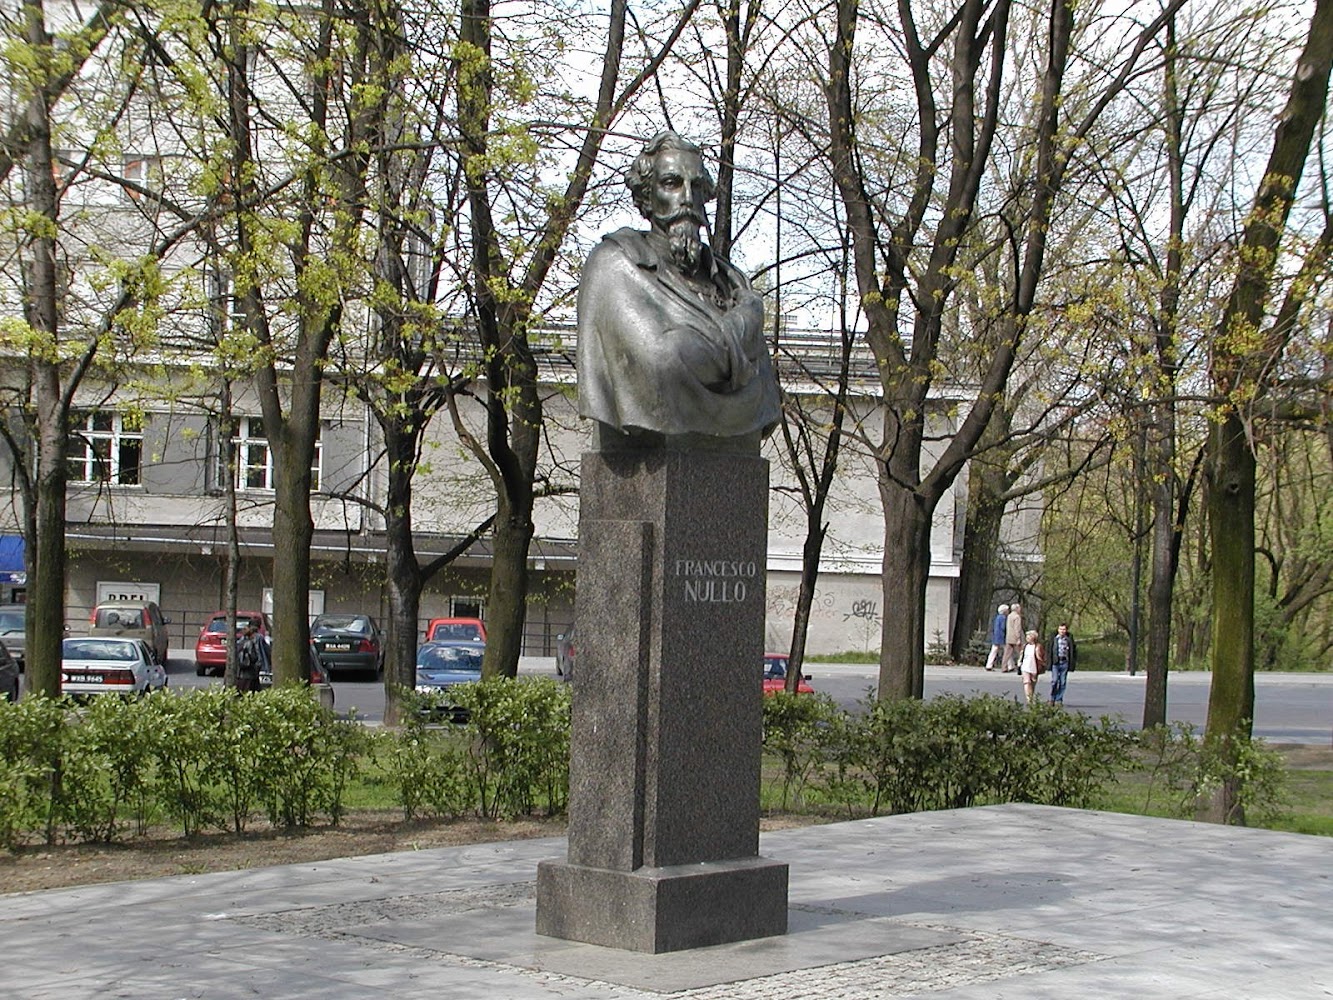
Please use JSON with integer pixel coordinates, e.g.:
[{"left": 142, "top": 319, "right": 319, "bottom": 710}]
[{"left": 647, "top": 147, "right": 708, "bottom": 234}]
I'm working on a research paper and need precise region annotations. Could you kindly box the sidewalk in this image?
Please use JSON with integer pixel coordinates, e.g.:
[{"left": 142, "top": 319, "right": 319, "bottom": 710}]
[{"left": 4, "top": 805, "right": 1330, "bottom": 998}]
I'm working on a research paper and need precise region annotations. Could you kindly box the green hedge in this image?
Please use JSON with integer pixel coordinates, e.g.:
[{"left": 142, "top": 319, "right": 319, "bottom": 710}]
[
  {"left": 0, "top": 686, "right": 368, "bottom": 847},
  {"left": 762, "top": 692, "right": 1136, "bottom": 815},
  {"left": 1, "top": 681, "right": 1279, "bottom": 850},
  {"left": 384, "top": 678, "right": 571, "bottom": 821},
  {"left": 0, "top": 679, "right": 572, "bottom": 849}
]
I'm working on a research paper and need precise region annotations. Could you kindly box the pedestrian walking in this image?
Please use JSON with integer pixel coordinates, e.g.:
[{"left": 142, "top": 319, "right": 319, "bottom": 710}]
[
  {"left": 1019, "top": 629, "right": 1042, "bottom": 705},
  {"left": 234, "top": 619, "right": 265, "bottom": 694},
  {"left": 985, "top": 604, "right": 1008, "bottom": 671},
  {"left": 1002, "top": 603, "right": 1024, "bottom": 672},
  {"left": 1047, "top": 622, "right": 1077, "bottom": 704}
]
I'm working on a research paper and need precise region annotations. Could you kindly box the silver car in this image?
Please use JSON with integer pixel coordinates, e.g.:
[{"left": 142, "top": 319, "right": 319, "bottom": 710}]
[
  {"left": 61, "top": 636, "right": 167, "bottom": 697},
  {"left": 0, "top": 604, "right": 25, "bottom": 671},
  {"left": 0, "top": 639, "right": 17, "bottom": 701}
]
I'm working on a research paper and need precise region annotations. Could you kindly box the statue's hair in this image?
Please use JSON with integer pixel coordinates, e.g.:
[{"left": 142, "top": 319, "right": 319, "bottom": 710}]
[{"left": 625, "top": 131, "right": 716, "bottom": 217}]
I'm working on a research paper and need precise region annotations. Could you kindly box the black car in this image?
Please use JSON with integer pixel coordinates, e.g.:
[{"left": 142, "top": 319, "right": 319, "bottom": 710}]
[
  {"left": 0, "top": 639, "right": 18, "bottom": 701},
  {"left": 310, "top": 613, "right": 383, "bottom": 680}
]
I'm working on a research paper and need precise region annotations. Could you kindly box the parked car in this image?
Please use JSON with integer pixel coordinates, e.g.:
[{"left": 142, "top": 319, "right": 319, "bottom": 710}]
[
  {"left": 259, "top": 642, "right": 335, "bottom": 712},
  {"left": 310, "top": 613, "right": 382, "bottom": 679},
  {"left": 194, "top": 611, "right": 270, "bottom": 677},
  {"left": 0, "top": 639, "right": 18, "bottom": 701},
  {"left": 0, "top": 604, "right": 26, "bottom": 671},
  {"left": 555, "top": 626, "right": 575, "bottom": 681},
  {"left": 762, "top": 654, "right": 814, "bottom": 696},
  {"left": 89, "top": 601, "right": 170, "bottom": 665},
  {"left": 415, "top": 640, "right": 485, "bottom": 722},
  {"left": 60, "top": 636, "right": 167, "bottom": 698},
  {"left": 423, "top": 617, "right": 486, "bottom": 643}
]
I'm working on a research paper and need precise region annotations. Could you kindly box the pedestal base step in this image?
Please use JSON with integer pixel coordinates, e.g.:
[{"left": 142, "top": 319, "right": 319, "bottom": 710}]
[{"left": 535, "top": 855, "right": 789, "bottom": 953}]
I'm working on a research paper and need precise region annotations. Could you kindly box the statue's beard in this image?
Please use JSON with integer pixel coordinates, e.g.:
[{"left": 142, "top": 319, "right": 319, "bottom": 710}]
[{"left": 663, "top": 215, "right": 704, "bottom": 271}]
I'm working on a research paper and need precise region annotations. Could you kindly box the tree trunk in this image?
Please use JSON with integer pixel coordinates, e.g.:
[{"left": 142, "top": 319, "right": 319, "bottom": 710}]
[
  {"left": 1198, "top": 0, "right": 1333, "bottom": 819},
  {"left": 1203, "top": 413, "right": 1256, "bottom": 736},
  {"left": 28, "top": 385, "right": 66, "bottom": 699},
  {"left": 22, "top": 0, "right": 66, "bottom": 699},
  {"left": 1197, "top": 399, "right": 1256, "bottom": 828},
  {"left": 483, "top": 504, "right": 532, "bottom": 679},
  {"left": 1142, "top": 409, "right": 1177, "bottom": 727},
  {"left": 1143, "top": 18, "right": 1182, "bottom": 729},
  {"left": 877, "top": 479, "right": 933, "bottom": 700},
  {"left": 268, "top": 412, "right": 319, "bottom": 683},
  {"left": 786, "top": 522, "right": 828, "bottom": 688},
  {"left": 950, "top": 455, "right": 1008, "bottom": 661},
  {"left": 220, "top": 406, "right": 242, "bottom": 689},
  {"left": 382, "top": 425, "right": 423, "bottom": 725}
]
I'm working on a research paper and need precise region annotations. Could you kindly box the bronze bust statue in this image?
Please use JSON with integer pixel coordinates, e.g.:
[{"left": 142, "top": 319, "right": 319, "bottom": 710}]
[{"left": 577, "top": 131, "right": 780, "bottom": 448}]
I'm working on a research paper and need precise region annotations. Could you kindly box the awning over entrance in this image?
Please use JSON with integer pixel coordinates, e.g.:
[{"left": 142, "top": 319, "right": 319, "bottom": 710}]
[{"left": 0, "top": 535, "right": 26, "bottom": 585}]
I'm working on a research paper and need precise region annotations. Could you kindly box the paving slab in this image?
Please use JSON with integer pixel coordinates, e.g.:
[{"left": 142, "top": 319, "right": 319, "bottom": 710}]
[{"left": 2, "top": 804, "right": 1330, "bottom": 999}]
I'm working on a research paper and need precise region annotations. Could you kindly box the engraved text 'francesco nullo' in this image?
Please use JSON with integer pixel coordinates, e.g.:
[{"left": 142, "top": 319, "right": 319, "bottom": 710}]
[{"left": 674, "top": 558, "right": 758, "bottom": 603}]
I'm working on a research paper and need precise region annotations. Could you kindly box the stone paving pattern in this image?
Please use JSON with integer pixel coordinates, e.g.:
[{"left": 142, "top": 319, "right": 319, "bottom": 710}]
[{"left": 3, "top": 803, "right": 1331, "bottom": 998}]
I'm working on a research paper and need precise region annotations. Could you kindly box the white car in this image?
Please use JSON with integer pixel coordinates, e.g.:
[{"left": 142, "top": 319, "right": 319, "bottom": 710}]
[{"left": 61, "top": 636, "right": 168, "bottom": 697}]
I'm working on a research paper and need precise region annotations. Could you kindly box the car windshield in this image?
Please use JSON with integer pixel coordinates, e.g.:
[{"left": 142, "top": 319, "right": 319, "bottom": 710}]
[
  {"left": 764, "top": 657, "right": 787, "bottom": 678},
  {"left": 0, "top": 611, "right": 23, "bottom": 632},
  {"left": 416, "top": 645, "right": 483, "bottom": 672},
  {"left": 314, "top": 616, "right": 367, "bottom": 633},
  {"left": 207, "top": 616, "right": 262, "bottom": 634},
  {"left": 431, "top": 623, "right": 481, "bottom": 641},
  {"left": 63, "top": 639, "right": 139, "bottom": 661}
]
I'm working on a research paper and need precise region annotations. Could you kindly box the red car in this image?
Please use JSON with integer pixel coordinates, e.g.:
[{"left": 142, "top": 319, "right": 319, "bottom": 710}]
[
  {"left": 424, "top": 616, "right": 487, "bottom": 643},
  {"left": 194, "top": 611, "right": 270, "bottom": 677},
  {"left": 763, "top": 653, "right": 814, "bottom": 695}
]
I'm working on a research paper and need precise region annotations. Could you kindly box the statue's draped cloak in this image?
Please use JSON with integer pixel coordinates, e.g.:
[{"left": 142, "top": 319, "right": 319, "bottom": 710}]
[{"left": 576, "top": 228, "right": 781, "bottom": 439}]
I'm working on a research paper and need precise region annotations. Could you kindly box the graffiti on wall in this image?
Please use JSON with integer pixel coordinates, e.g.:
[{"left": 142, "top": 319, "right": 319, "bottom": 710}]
[
  {"left": 843, "top": 599, "right": 880, "bottom": 626},
  {"left": 766, "top": 586, "right": 880, "bottom": 626}
]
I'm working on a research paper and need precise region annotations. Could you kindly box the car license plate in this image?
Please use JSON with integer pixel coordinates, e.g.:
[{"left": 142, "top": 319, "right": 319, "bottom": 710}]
[
  {"left": 65, "top": 673, "right": 103, "bottom": 684},
  {"left": 324, "top": 642, "right": 352, "bottom": 652}
]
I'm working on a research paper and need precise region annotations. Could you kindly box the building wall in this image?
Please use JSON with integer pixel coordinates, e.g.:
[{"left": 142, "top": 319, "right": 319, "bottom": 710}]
[{"left": 3, "top": 360, "right": 989, "bottom": 660}]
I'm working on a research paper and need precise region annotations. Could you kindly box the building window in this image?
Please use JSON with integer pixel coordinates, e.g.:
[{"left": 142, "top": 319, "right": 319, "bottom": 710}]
[
  {"left": 451, "top": 597, "right": 483, "bottom": 619},
  {"left": 223, "top": 417, "right": 321, "bottom": 491},
  {"left": 68, "top": 411, "right": 143, "bottom": 485},
  {"left": 122, "top": 155, "right": 163, "bottom": 201}
]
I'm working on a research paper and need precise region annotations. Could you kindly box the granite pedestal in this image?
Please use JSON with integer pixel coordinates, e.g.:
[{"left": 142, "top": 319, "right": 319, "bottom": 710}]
[{"left": 535, "top": 446, "right": 788, "bottom": 953}]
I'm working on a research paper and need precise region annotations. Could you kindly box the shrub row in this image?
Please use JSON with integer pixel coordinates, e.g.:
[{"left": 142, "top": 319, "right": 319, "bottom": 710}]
[
  {"left": 0, "top": 677, "right": 572, "bottom": 848},
  {"left": 761, "top": 692, "right": 1288, "bottom": 824},
  {"left": 382, "top": 678, "right": 571, "bottom": 822},
  {"left": 762, "top": 692, "right": 1138, "bottom": 815},
  {"left": 1, "top": 680, "right": 1278, "bottom": 849},
  {"left": 0, "top": 687, "right": 367, "bottom": 846}
]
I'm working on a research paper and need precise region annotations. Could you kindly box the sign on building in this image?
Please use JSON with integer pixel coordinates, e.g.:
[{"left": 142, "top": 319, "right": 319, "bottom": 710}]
[{"left": 96, "top": 581, "right": 162, "bottom": 605}]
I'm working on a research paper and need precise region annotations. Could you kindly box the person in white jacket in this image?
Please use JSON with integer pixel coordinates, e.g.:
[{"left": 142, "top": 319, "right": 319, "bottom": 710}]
[
  {"left": 1018, "top": 630, "right": 1041, "bottom": 705},
  {"left": 1002, "top": 603, "right": 1023, "bottom": 672}
]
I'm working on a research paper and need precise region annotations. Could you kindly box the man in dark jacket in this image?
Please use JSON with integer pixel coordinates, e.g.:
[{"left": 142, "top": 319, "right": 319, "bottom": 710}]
[
  {"left": 984, "top": 604, "right": 1008, "bottom": 671},
  {"left": 1046, "top": 622, "right": 1077, "bottom": 704},
  {"left": 235, "top": 620, "right": 265, "bottom": 694}
]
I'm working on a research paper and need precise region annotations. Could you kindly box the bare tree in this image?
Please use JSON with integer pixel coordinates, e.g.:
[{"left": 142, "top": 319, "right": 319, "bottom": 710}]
[
  {"left": 2, "top": 0, "right": 196, "bottom": 694},
  {"left": 822, "top": 0, "right": 1182, "bottom": 698},
  {"left": 455, "top": 0, "right": 703, "bottom": 677},
  {"left": 1201, "top": 0, "right": 1333, "bottom": 821}
]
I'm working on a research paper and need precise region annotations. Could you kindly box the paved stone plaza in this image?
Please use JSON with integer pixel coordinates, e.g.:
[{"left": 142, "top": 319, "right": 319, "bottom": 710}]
[{"left": 3, "top": 803, "right": 1330, "bottom": 998}]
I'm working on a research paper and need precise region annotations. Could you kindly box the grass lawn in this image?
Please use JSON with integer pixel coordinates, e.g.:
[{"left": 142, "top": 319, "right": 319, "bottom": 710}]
[
  {"left": 1047, "top": 743, "right": 1333, "bottom": 835},
  {"left": 758, "top": 741, "right": 1333, "bottom": 837}
]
